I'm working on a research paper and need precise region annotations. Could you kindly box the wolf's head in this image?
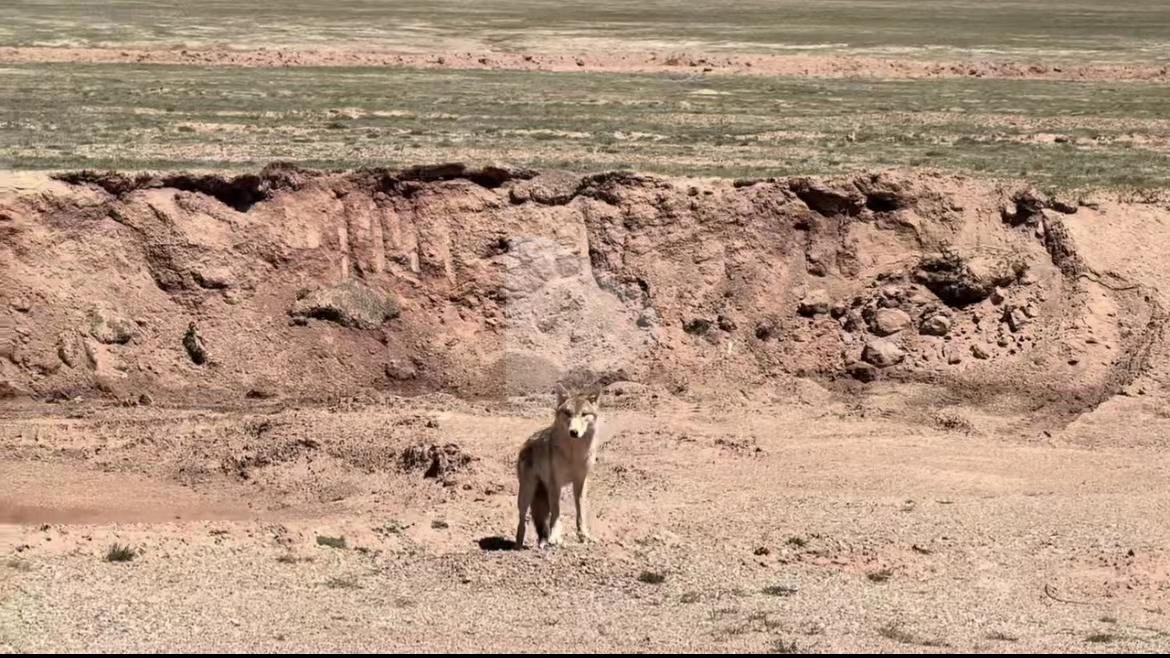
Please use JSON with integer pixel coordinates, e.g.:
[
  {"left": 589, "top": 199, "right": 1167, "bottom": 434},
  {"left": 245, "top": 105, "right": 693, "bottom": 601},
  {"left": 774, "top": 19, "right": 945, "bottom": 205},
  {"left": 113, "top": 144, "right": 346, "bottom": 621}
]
[{"left": 554, "top": 383, "right": 602, "bottom": 439}]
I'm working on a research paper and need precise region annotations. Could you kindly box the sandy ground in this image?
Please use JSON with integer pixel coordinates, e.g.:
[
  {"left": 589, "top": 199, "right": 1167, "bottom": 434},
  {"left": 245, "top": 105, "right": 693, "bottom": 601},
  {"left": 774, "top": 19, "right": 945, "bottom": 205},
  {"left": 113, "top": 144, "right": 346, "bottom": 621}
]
[
  {"left": 3, "top": 166, "right": 1170, "bottom": 651},
  {"left": 2, "top": 390, "right": 1169, "bottom": 653},
  {"left": 3, "top": 0, "right": 1170, "bottom": 646}
]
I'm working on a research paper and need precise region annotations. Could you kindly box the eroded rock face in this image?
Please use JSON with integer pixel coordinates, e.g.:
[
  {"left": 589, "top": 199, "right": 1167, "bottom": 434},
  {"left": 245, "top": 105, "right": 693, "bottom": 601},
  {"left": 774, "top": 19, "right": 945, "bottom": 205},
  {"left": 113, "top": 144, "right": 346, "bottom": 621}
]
[
  {"left": 289, "top": 281, "right": 400, "bottom": 330},
  {"left": 0, "top": 166, "right": 1151, "bottom": 421},
  {"left": 914, "top": 252, "right": 1023, "bottom": 307}
]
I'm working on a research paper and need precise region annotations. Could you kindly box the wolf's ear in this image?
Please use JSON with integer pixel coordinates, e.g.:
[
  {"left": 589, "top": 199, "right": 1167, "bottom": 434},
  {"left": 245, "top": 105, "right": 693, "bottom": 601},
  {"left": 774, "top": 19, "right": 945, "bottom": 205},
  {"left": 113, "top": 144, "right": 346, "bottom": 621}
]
[
  {"left": 555, "top": 383, "right": 569, "bottom": 407},
  {"left": 586, "top": 383, "right": 603, "bottom": 405}
]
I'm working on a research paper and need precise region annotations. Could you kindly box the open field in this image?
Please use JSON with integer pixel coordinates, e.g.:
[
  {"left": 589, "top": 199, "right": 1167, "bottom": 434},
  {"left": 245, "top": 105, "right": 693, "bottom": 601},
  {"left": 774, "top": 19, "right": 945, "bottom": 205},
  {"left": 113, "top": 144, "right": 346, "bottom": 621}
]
[
  {"left": 3, "top": 0, "right": 1170, "bottom": 63},
  {"left": 4, "top": 1, "right": 1170, "bottom": 188},
  {"left": 4, "top": 63, "right": 1170, "bottom": 187},
  {"left": 2, "top": 394, "right": 1170, "bottom": 652},
  {"left": 3, "top": 1, "right": 1170, "bottom": 654}
]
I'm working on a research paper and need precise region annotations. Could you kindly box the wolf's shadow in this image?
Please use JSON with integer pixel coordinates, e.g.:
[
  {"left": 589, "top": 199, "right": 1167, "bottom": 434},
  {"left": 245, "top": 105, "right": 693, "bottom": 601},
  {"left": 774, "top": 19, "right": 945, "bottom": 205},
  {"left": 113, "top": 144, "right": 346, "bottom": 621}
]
[{"left": 477, "top": 535, "right": 517, "bottom": 551}]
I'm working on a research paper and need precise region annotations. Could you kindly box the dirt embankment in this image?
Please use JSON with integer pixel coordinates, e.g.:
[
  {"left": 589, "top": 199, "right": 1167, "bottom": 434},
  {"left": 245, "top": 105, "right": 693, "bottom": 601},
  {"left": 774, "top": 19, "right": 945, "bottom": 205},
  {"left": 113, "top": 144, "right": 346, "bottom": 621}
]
[
  {"left": 0, "top": 165, "right": 1161, "bottom": 420},
  {"left": 2, "top": 46, "right": 1168, "bottom": 82}
]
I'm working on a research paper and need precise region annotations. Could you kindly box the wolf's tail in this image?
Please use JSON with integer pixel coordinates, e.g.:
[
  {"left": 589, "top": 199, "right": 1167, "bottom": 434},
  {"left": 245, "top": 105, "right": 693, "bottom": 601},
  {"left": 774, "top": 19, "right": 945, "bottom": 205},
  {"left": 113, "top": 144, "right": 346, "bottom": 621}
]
[{"left": 531, "top": 479, "right": 550, "bottom": 541}]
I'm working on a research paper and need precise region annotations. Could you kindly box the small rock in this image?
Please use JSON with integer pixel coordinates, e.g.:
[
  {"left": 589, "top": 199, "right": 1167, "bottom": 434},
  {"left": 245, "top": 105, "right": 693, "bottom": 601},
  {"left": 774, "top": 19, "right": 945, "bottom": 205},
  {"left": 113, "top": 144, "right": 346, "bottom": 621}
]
[
  {"left": 683, "top": 318, "right": 711, "bottom": 335},
  {"left": 990, "top": 287, "right": 1007, "bottom": 305},
  {"left": 0, "top": 381, "right": 30, "bottom": 399},
  {"left": 11, "top": 298, "right": 30, "bottom": 313},
  {"left": 192, "top": 266, "right": 234, "bottom": 290},
  {"left": 997, "top": 336, "right": 1011, "bottom": 347},
  {"left": 1005, "top": 307, "right": 1030, "bottom": 332},
  {"left": 915, "top": 252, "right": 1020, "bottom": 306},
  {"left": 920, "top": 314, "right": 951, "bottom": 336},
  {"left": 906, "top": 288, "right": 934, "bottom": 306},
  {"left": 841, "top": 310, "right": 865, "bottom": 333},
  {"left": 861, "top": 338, "right": 905, "bottom": 368},
  {"left": 754, "top": 321, "right": 775, "bottom": 341},
  {"left": 1050, "top": 196, "right": 1079, "bottom": 214},
  {"left": 848, "top": 362, "right": 878, "bottom": 382},
  {"left": 971, "top": 343, "right": 991, "bottom": 360},
  {"left": 606, "top": 381, "right": 648, "bottom": 398},
  {"left": 385, "top": 359, "right": 418, "bottom": 381},
  {"left": 88, "top": 307, "right": 136, "bottom": 345},
  {"left": 636, "top": 307, "right": 660, "bottom": 328},
  {"left": 26, "top": 350, "right": 60, "bottom": 375},
  {"left": 183, "top": 322, "right": 207, "bottom": 365},
  {"left": 798, "top": 289, "right": 831, "bottom": 317},
  {"left": 945, "top": 345, "right": 963, "bottom": 364},
  {"left": 245, "top": 383, "right": 278, "bottom": 400},
  {"left": 872, "top": 308, "right": 912, "bottom": 336},
  {"left": 289, "top": 280, "right": 399, "bottom": 330},
  {"left": 56, "top": 332, "right": 87, "bottom": 368},
  {"left": 717, "top": 314, "right": 737, "bottom": 332}
]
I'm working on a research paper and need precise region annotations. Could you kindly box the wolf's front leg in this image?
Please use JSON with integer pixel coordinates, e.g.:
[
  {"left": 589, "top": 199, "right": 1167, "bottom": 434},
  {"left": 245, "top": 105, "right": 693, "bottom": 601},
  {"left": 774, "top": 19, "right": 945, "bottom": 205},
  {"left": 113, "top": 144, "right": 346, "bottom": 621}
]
[
  {"left": 573, "top": 477, "right": 594, "bottom": 543},
  {"left": 546, "top": 482, "right": 563, "bottom": 546}
]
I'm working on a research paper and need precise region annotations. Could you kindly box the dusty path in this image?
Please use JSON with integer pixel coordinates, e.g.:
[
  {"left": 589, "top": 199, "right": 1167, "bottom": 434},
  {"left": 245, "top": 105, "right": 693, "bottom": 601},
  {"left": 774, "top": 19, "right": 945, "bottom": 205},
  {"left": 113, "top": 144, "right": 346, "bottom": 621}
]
[
  {"left": 3, "top": 46, "right": 1169, "bottom": 82},
  {"left": 2, "top": 396, "right": 1169, "bottom": 652}
]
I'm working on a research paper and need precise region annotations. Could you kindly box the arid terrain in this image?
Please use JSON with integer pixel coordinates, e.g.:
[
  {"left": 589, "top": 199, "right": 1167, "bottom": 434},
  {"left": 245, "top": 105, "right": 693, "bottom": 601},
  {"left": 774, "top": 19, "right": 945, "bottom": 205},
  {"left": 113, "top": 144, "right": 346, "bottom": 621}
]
[{"left": 3, "top": 1, "right": 1170, "bottom": 653}]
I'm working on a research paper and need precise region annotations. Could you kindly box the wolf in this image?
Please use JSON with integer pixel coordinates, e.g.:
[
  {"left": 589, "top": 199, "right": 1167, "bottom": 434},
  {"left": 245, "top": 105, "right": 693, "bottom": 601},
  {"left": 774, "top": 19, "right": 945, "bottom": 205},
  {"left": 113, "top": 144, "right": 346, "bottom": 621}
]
[{"left": 514, "top": 383, "right": 603, "bottom": 549}]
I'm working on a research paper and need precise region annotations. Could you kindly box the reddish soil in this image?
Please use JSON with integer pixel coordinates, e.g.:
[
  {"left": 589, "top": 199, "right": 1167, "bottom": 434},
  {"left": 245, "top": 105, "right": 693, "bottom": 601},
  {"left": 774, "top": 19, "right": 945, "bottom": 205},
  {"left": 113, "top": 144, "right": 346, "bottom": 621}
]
[
  {"left": 0, "top": 165, "right": 1157, "bottom": 417},
  {"left": 3, "top": 166, "right": 1170, "bottom": 651},
  {"left": 3, "top": 46, "right": 1169, "bottom": 81}
]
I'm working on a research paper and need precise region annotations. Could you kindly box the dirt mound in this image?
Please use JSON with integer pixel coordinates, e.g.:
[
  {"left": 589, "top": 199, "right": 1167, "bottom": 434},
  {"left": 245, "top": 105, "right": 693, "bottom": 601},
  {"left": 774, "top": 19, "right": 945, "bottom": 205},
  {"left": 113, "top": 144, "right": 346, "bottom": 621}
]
[
  {"left": 54, "top": 163, "right": 313, "bottom": 212},
  {"left": 289, "top": 280, "right": 400, "bottom": 329},
  {"left": 0, "top": 166, "right": 1160, "bottom": 421},
  {"left": 399, "top": 442, "right": 476, "bottom": 480}
]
